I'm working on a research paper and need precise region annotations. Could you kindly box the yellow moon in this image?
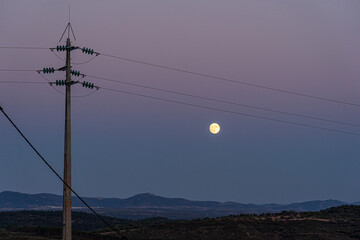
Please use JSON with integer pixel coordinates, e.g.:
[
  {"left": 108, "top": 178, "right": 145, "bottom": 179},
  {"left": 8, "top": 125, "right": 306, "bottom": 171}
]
[{"left": 209, "top": 123, "right": 220, "bottom": 134}]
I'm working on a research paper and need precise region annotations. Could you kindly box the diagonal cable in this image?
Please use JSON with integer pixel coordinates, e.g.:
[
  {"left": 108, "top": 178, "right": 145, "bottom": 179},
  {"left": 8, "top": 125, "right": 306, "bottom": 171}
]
[{"left": 0, "top": 106, "right": 127, "bottom": 240}]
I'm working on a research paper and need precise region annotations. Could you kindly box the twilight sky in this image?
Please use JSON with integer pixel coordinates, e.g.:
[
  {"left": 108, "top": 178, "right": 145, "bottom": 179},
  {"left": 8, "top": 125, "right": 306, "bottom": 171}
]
[{"left": 1, "top": 0, "right": 360, "bottom": 204}]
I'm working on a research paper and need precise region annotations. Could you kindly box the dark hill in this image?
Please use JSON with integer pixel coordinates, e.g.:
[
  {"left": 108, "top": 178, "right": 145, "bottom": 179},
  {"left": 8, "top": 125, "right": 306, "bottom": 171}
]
[
  {"left": 0, "top": 191, "right": 353, "bottom": 219},
  {"left": 0, "top": 210, "right": 130, "bottom": 231},
  {"left": 1, "top": 205, "right": 360, "bottom": 240}
]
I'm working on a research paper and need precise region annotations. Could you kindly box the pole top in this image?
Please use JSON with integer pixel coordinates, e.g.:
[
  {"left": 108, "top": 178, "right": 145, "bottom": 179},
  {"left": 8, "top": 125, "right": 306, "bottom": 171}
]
[
  {"left": 59, "top": 23, "right": 76, "bottom": 43},
  {"left": 59, "top": 5, "right": 76, "bottom": 42}
]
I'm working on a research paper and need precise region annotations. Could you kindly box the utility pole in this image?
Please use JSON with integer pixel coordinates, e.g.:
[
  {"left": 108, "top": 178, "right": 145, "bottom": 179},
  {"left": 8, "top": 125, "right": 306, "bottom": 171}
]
[
  {"left": 63, "top": 35, "right": 72, "bottom": 240},
  {"left": 41, "top": 21, "right": 96, "bottom": 240},
  {"left": 56, "top": 21, "right": 77, "bottom": 240}
]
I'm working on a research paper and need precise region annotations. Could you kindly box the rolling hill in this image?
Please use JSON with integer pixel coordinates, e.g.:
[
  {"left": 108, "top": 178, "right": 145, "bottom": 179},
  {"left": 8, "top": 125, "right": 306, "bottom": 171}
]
[{"left": 0, "top": 191, "right": 353, "bottom": 219}]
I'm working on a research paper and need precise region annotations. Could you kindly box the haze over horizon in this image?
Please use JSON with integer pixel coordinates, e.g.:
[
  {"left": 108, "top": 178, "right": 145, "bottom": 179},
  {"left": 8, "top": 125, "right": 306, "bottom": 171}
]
[{"left": 1, "top": 0, "right": 360, "bottom": 205}]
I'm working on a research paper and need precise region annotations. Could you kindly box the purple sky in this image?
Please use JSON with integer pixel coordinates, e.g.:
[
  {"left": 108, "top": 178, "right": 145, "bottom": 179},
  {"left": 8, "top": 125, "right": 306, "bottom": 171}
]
[{"left": 1, "top": 0, "right": 360, "bottom": 204}]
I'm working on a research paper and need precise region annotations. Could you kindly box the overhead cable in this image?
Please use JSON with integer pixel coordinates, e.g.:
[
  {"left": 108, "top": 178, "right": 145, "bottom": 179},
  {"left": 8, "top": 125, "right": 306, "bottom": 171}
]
[
  {"left": 100, "top": 86, "right": 360, "bottom": 137},
  {"left": 1, "top": 46, "right": 359, "bottom": 107},
  {"left": 87, "top": 74, "right": 360, "bottom": 128},
  {"left": 98, "top": 53, "right": 360, "bottom": 107},
  {"left": 0, "top": 106, "right": 127, "bottom": 239},
  {"left": 0, "top": 46, "right": 49, "bottom": 50}
]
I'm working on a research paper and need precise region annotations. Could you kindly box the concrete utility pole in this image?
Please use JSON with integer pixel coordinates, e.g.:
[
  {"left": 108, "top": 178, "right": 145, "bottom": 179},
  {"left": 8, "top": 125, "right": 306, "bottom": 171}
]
[
  {"left": 63, "top": 36, "right": 72, "bottom": 240},
  {"left": 49, "top": 20, "right": 94, "bottom": 240}
]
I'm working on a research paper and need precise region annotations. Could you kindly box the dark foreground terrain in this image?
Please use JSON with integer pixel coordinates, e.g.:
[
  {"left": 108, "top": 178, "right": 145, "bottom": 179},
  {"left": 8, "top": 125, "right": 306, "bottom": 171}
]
[{"left": 0, "top": 205, "right": 360, "bottom": 240}]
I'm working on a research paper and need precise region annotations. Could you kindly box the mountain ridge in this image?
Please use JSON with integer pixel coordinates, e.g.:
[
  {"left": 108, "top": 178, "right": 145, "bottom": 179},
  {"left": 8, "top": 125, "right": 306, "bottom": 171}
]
[{"left": 0, "top": 191, "right": 355, "bottom": 219}]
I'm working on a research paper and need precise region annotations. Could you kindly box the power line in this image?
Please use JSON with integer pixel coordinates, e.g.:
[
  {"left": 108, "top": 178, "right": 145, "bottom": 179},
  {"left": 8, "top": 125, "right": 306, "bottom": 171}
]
[
  {"left": 98, "top": 52, "right": 360, "bottom": 108},
  {"left": 0, "top": 46, "right": 49, "bottom": 49},
  {"left": 0, "top": 46, "right": 98, "bottom": 65},
  {"left": 0, "top": 71, "right": 66, "bottom": 96},
  {"left": 1, "top": 67, "right": 359, "bottom": 128},
  {"left": 37, "top": 72, "right": 66, "bottom": 96},
  {"left": 1, "top": 45, "right": 359, "bottom": 107},
  {"left": 2, "top": 72, "right": 358, "bottom": 128},
  {"left": 50, "top": 50, "right": 66, "bottom": 62},
  {"left": 36, "top": 68, "right": 98, "bottom": 99},
  {"left": 72, "top": 55, "right": 98, "bottom": 65},
  {"left": 51, "top": 50, "right": 99, "bottom": 65},
  {"left": 0, "top": 69, "right": 38, "bottom": 72},
  {"left": 0, "top": 81, "right": 46, "bottom": 84},
  {"left": 0, "top": 106, "right": 127, "bottom": 239},
  {"left": 0, "top": 74, "right": 65, "bottom": 97},
  {"left": 99, "top": 86, "right": 360, "bottom": 137},
  {"left": 50, "top": 50, "right": 99, "bottom": 65},
  {"left": 71, "top": 89, "right": 99, "bottom": 98},
  {"left": 87, "top": 74, "right": 360, "bottom": 128},
  {"left": 37, "top": 72, "right": 51, "bottom": 83},
  {"left": 0, "top": 71, "right": 99, "bottom": 98}
]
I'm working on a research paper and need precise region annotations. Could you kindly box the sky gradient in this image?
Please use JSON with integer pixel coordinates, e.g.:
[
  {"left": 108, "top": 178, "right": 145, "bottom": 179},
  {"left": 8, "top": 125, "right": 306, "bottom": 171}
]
[{"left": 1, "top": 0, "right": 360, "bottom": 204}]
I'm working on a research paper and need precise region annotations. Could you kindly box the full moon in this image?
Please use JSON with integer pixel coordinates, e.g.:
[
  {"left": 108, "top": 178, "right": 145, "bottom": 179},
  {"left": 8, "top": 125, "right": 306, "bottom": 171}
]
[{"left": 209, "top": 123, "right": 220, "bottom": 134}]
